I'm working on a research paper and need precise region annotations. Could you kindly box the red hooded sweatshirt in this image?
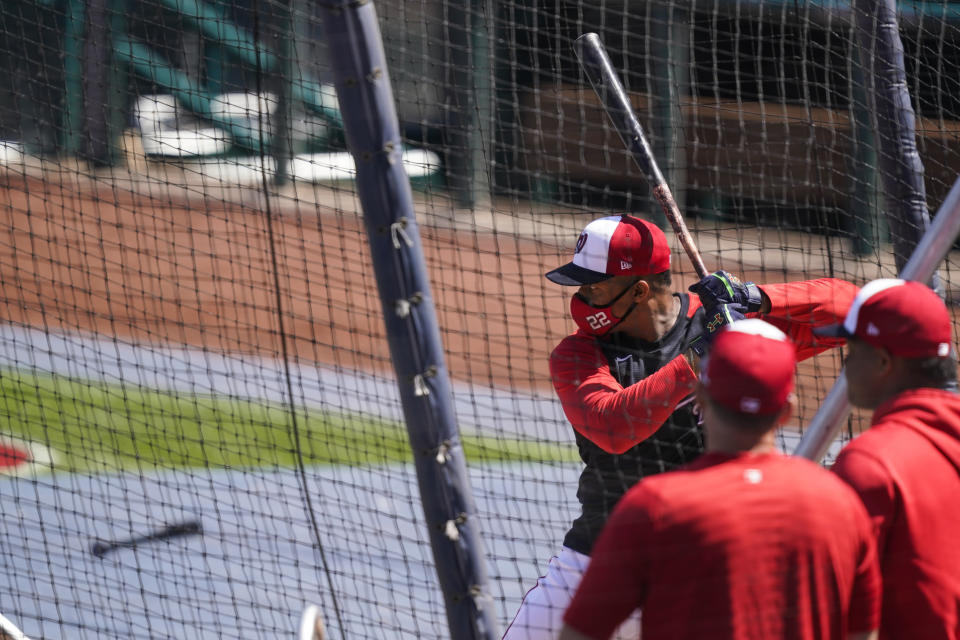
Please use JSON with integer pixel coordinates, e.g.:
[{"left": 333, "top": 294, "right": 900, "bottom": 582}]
[{"left": 833, "top": 388, "right": 960, "bottom": 640}]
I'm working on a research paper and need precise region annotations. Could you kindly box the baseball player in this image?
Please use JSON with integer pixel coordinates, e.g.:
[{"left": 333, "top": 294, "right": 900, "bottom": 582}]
[
  {"left": 503, "top": 214, "right": 858, "bottom": 640},
  {"left": 559, "top": 319, "right": 881, "bottom": 640},
  {"left": 818, "top": 279, "right": 960, "bottom": 639}
]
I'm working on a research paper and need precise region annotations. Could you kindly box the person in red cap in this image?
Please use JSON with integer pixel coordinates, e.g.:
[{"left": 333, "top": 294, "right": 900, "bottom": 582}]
[
  {"left": 504, "top": 214, "right": 858, "bottom": 640},
  {"left": 821, "top": 279, "right": 960, "bottom": 640},
  {"left": 559, "top": 319, "right": 881, "bottom": 640}
]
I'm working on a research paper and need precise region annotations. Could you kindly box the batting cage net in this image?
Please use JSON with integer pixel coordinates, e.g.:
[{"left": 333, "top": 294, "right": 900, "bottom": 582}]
[{"left": 1, "top": 0, "right": 959, "bottom": 638}]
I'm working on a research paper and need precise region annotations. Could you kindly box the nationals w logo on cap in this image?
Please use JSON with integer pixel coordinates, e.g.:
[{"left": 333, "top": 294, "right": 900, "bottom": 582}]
[
  {"left": 545, "top": 215, "right": 671, "bottom": 286},
  {"left": 575, "top": 232, "right": 588, "bottom": 254}
]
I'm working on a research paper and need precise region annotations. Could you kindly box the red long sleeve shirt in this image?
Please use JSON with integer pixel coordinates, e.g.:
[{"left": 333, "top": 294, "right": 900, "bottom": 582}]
[
  {"left": 551, "top": 278, "right": 856, "bottom": 454},
  {"left": 550, "top": 278, "right": 857, "bottom": 554},
  {"left": 833, "top": 388, "right": 960, "bottom": 640}
]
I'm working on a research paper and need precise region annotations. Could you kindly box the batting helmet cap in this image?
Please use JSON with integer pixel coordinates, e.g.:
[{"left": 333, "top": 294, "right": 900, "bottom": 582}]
[
  {"left": 545, "top": 215, "right": 671, "bottom": 286},
  {"left": 814, "top": 279, "right": 952, "bottom": 358},
  {"left": 701, "top": 319, "right": 797, "bottom": 415}
]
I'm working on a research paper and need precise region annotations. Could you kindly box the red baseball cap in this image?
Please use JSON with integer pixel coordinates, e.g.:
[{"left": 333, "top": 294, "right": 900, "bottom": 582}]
[
  {"left": 813, "top": 279, "right": 952, "bottom": 358},
  {"left": 702, "top": 319, "right": 797, "bottom": 415},
  {"left": 545, "top": 215, "right": 671, "bottom": 285}
]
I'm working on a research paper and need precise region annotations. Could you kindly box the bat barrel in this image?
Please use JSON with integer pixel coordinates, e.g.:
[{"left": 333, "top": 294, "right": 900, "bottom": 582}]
[
  {"left": 573, "top": 33, "right": 666, "bottom": 187},
  {"left": 574, "top": 32, "right": 708, "bottom": 278}
]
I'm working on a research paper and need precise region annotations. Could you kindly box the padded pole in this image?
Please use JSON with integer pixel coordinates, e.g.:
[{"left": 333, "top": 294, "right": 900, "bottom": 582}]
[{"left": 319, "top": 2, "right": 499, "bottom": 639}]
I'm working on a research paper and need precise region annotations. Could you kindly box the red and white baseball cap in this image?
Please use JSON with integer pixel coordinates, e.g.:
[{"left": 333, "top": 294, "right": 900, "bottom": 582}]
[
  {"left": 701, "top": 319, "right": 797, "bottom": 415},
  {"left": 814, "top": 279, "right": 952, "bottom": 358},
  {"left": 545, "top": 215, "right": 671, "bottom": 285}
]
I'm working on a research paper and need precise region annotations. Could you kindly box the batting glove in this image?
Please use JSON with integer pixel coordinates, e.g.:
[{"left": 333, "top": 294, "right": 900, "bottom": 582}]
[
  {"left": 688, "top": 303, "right": 747, "bottom": 357},
  {"left": 688, "top": 270, "right": 763, "bottom": 313}
]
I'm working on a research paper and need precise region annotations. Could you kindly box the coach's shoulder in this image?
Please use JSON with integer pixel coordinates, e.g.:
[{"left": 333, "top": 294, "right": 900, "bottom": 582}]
[
  {"left": 835, "top": 420, "right": 915, "bottom": 467},
  {"left": 778, "top": 454, "right": 875, "bottom": 507}
]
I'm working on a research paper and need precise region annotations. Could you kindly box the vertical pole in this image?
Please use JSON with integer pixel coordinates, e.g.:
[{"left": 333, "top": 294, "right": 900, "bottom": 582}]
[
  {"left": 271, "top": 0, "right": 293, "bottom": 185},
  {"left": 108, "top": 0, "right": 128, "bottom": 165},
  {"left": 498, "top": 1, "right": 554, "bottom": 200},
  {"left": 318, "top": 1, "right": 499, "bottom": 638},
  {"left": 81, "top": 0, "right": 122, "bottom": 166},
  {"left": 444, "top": 0, "right": 493, "bottom": 208},
  {"left": 649, "top": 4, "right": 688, "bottom": 228},
  {"left": 853, "top": 0, "right": 937, "bottom": 286},
  {"left": 14, "top": 0, "right": 60, "bottom": 154},
  {"left": 848, "top": 44, "right": 884, "bottom": 255},
  {"left": 204, "top": 44, "right": 228, "bottom": 97},
  {"left": 62, "top": 0, "right": 84, "bottom": 156},
  {"left": 472, "top": 0, "right": 494, "bottom": 206},
  {"left": 201, "top": 0, "right": 233, "bottom": 96}
]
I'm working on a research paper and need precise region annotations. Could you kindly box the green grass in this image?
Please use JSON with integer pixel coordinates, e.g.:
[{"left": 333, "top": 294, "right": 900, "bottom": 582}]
[{"left": 0, "top": 368, "right": 576, "bottom": 473}]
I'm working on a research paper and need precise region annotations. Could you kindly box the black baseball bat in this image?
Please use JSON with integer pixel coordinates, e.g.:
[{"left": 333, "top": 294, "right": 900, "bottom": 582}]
[
  {"left": 573, "top": 32, "right": 708, "bottom": 279},
  {"left": 91, "top": 519, "right": 202, "bottom": 557}
]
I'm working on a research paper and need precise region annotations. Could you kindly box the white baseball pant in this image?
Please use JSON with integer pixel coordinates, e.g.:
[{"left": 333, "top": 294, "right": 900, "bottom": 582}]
[{"left": 502, "top": 546, "right": 641, "bottom": 640}]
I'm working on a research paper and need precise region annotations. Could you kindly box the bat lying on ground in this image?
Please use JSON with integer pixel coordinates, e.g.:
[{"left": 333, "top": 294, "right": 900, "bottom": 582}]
[{"left": 90, "top": 519, "right": 202, "bottom": 557}]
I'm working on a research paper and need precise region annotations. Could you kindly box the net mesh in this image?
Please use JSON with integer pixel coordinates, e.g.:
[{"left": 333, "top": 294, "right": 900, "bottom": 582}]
[{"left": 1, "top": 0, "right": 959, "bottom": 638}]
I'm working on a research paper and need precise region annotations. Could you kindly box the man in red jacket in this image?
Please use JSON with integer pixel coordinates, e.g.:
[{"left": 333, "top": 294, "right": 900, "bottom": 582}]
[
  {"left": 560, "top": 319, "right": 880, "bottom": 640},
  {"left": 820, "top": 279, "right": 960, "bottom": 640},
  {"left": 503, "top": 214, "right": 858, "bottom": 640}
]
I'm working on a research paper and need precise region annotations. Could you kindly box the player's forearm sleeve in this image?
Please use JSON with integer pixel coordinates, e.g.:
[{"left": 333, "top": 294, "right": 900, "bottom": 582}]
[
  {"left": 760, "top": 278, "right": 858, "bottom": 360},
  {"left": 550, "top": 342, "right": 698, "bottom": 454}
]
